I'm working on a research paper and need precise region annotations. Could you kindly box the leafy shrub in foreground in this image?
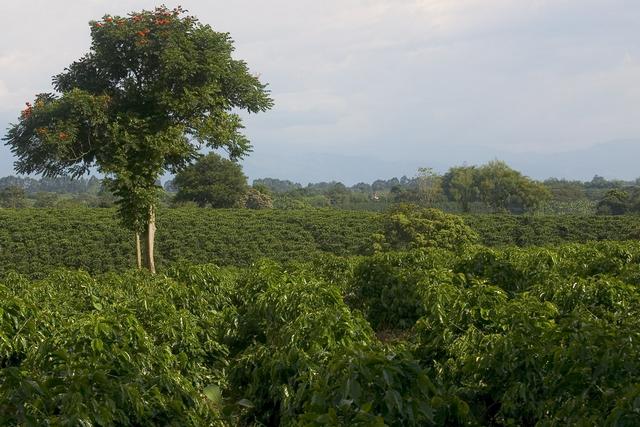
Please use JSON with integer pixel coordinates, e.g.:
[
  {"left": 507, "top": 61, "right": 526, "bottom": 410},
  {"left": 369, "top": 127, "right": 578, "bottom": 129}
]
[
  {"left": 350, "top": 249, "right": 460, "bottom": 330},
  {"left": 1, "top": 312, "right": 222, "bottom": 426},
  {"left": 3, "top": 242, "right": 640, "bottom": 425},
  {"left": 297, "top": 349, "right": 471, "bottom": 426},
  {"left": 226, "top": 261, "right": 376, "bottom": 425},
  {"left": 412, "top": 266, "right": 640, "bottom": 425}
]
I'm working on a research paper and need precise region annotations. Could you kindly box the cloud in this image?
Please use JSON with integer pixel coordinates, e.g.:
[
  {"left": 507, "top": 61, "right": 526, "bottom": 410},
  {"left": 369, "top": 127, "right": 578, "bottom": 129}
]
[{"left": 0, "top": 0, "right": 639, "bottom": 180}]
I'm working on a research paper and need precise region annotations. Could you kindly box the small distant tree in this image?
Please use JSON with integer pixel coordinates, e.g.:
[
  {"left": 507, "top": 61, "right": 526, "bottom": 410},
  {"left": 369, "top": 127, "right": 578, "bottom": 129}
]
[
  {"left": 475, "top": 161, "right": 550, "bottom": 213},
  {"left": 596, "top": 189, "right": 630, "bottom": 215},
  {"left": 3, "top": 6, "right": 272, "bottom": 272},
  {"left": 33, "top": 192, "right": 59, "bottom": 208},
  {"left": 415, "top": 167, "right": 442, "bottom": 206},
  {"left": 442, "top": 165, "right": 478, "bottom": 212},
  {"left": 173, "top": 152, "right": 248, "bottom": 208},
  {"left": 543, "top": 178, "right": 586, "bottom": 202},
  {"left": 326, "top": 183, "right": 350, "bottom": 206},
  {"left": 0, "top": 186, "right": 28, "bottom": 208}
]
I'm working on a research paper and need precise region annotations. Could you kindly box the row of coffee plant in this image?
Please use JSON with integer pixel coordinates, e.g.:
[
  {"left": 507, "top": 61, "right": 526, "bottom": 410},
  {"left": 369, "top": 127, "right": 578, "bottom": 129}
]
[
  {"left": 3, "top": 240, "right": 640, "bottom": 425},
  {"left": 1, "top": 208, "right": 638, "bottom": 277}
]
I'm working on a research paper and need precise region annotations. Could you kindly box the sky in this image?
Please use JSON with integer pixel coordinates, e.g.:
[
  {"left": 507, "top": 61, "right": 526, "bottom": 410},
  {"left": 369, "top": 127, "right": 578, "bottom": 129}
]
[{"left": 1, "top": 0, "right": 639, "bottom": 184}]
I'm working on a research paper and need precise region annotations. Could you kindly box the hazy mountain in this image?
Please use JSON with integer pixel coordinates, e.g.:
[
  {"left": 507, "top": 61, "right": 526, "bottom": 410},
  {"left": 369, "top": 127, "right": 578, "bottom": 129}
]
[
  {"left": 503, "top": 140, "right": 640, "bottom": 182},
  {"left": 241, "top": 139, "right": 640, "bottom": 185},
  {"left": 1, "top": 129, "right": 638, "bottom": 185}
]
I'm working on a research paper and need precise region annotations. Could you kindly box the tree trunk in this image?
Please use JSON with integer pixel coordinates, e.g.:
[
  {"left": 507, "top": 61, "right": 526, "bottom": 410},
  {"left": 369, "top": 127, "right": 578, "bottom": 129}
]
[
  {"left": 462, "top": 199, "right": 469, "bottom": 213},
  {"left": 135, "top": 232, "right": 142, "bottom": 269},
  {"left": 145, "top": 206, "right": 157, "bottom": 274}
]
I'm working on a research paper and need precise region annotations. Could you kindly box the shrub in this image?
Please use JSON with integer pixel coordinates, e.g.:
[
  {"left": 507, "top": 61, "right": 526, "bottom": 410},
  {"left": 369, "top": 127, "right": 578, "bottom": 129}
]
[{"left": 375, "top": 204, "right": 478, "bottom": 252}]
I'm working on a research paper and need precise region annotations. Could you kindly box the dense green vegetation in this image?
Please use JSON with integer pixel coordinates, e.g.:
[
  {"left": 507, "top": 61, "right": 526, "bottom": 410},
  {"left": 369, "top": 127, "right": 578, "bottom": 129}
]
[
  {"left": 3, "top": 241, "right": 640, "bottom": 425},
  {"left": 0, "top": 209, "right": 376, "bottom": 277},
  {"left": 0, "top": 208, "right": 638, "bottom": 277},
  {"left": 3, "top": 161, "right": 639, "bottom": 214}
]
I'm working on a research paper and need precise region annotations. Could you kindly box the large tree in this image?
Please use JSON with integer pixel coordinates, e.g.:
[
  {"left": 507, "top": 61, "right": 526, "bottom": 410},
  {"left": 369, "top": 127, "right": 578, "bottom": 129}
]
[{"left": 3, "top": 6, "right": 272, "bottom": 272}]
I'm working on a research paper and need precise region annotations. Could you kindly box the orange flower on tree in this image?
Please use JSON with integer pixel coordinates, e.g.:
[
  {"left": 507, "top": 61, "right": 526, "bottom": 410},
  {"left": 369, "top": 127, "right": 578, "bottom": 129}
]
[
  {"left": 58, "top": 132, "right": 68, "bottom": 140},
  {"left": 21, "top": 102, "right": 33, "bottom": 118}
]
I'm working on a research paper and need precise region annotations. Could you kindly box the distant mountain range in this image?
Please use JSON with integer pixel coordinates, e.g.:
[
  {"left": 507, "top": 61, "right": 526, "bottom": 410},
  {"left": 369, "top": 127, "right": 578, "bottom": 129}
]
[
  {"left": 502, "top": 140, "right": 639, "bottom": 182},
  {"left": 241, "top": 139, "right": 640, "bottom": 185},
  {"left": 1, "top": 128, "right": 638, "bottom": 185}
]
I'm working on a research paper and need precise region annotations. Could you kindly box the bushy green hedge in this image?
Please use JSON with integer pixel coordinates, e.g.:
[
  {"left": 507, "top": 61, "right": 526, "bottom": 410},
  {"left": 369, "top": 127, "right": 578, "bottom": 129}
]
[
  {"left": 3, "top": 241, "right": 640, "bottom": 425},
  {"left": 345, "top": 241, "right": 640, "bottom": 425},
  {"left": 464, "top": 214, "right": 640, "bottom": 246},
  {"left": 1, "top": 208, "right": 639, "bottom": 277},
  {"left": 0, "top": 208, "right": 378, "bottom": 277}
]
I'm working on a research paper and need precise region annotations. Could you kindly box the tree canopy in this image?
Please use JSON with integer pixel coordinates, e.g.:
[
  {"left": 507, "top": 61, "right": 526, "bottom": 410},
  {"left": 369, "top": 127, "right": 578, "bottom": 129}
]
[{"left": 173, "top": 152, "right": 248, "bottom": 208}]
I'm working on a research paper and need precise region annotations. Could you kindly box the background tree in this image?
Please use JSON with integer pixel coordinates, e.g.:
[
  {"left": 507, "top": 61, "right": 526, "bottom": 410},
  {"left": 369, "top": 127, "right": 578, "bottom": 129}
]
[
  {"left": 475, "top": 161, "right": 550, "bottom": 213},
  {"left": 596, "top": 189, "right": 630, "bottom": 215},
  {"left": 325, "top": 183, "right": 350, "bottom": 206},
  {"left": 442, "top": 165, "right": 478, "bottom": 212},
  {"left": 33, "top": 192, "right": 59, "bottom": 208},
  {"left": 252, "top": 178, "right": 302, "bottom": 193},
  {"left": 415, "top": 167, "right": 442, "bottom": 206},
  {"left": 173, "top": 152, "right": 248, "bottom": 208},
  {"left": 543, "top": 178, "right": 587, "bottom": 202},
  {"left": 0, "top": 186, "right": 28, "bottom": 208},
  {"left": 3, "top": 6, "right": 272, "bottom": 272}
]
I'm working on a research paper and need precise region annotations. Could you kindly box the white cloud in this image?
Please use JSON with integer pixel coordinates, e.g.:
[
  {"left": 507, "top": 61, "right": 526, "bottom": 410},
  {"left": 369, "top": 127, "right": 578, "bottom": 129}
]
[{"left": 1, "top": 0, "right": 639, "bottom": 178}]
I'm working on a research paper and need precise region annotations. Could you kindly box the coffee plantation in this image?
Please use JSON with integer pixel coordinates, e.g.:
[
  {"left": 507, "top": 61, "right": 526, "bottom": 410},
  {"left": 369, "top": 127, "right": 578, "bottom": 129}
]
[
  {"left": 1, "top": 208, "right": 638, "bottom": 277},
  {"left": 2, "top": 235, "right": 640, "bottom": 425}
]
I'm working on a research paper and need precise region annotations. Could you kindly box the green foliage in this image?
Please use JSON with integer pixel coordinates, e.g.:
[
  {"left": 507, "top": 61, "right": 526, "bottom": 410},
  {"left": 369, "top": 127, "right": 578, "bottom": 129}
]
[
  {"left": 440, "top": 161, "right": 551, "bottom": 213},
  {"left": 0, "top": 186, "right": 28, "bottom": 208},
  {"left": 356, "top": 241, "right": 640, "bottom": 425},
  {"left": 3, "top": 241, "right": 640, "bottom": 425},
  {"left": 32, "top": 192, "right": 58, "bottom": 208},
  {"left": 297, "top": 349, "right": 470, "bottom": 426},
  {"left": 351, "top": 249, "right": 458, "bottom": 329},
  {"left": 442, "top": 166, "right": 478, "bottom": 212},
  {"left": 375, "top": 204, "right": 479, "bottom": 252},
  {"left": 0, "top": 208, "right": 379, "bottom": 277},
  {"left": 596, "top": 188, "right": 640, "bottom": 215},
  {"left": 0, "top": 267, "right": 239, "bottom": 425},
  {"left": 3, "top": 5, "right": 272, "bottom": 238},
  {"left": 464, "top": 214, "right": 640, "bottom": 246},
  {"left": 475, "top": 160, "right": 551, "bottom": 213},
  {"left": 241, "top": 187, "right": 274, "bottom": 209},
  {"left": 174, "top": 152, "right": 249, "bottom": 208},
  {"left": 219, "top": 261, "right": 376, "bottom": 425},
  {"left": 1, "top": 208, "right": 640, "bottom": 277}
]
